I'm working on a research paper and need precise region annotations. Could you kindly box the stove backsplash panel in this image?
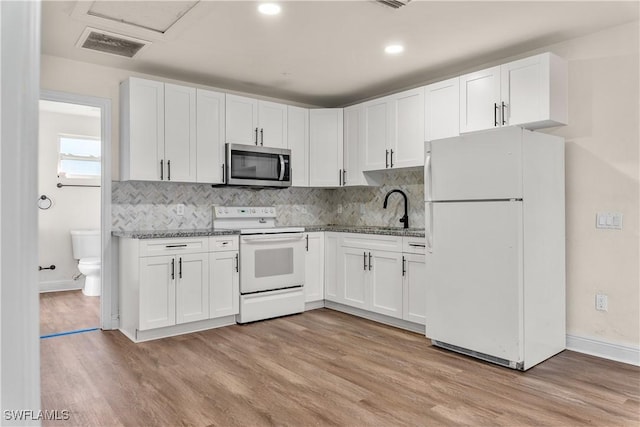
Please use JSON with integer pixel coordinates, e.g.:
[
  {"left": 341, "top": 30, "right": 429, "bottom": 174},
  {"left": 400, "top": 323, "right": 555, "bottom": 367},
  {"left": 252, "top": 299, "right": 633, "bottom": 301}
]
[{"left": 112, "top": 169, "right": 424, "bottom": 231}]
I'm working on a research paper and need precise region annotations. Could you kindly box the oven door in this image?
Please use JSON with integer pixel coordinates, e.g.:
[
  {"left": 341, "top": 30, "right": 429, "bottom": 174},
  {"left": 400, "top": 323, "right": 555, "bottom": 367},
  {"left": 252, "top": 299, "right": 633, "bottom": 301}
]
[{"left": 240, "top": 233, "right": 305, "bottom": 294}]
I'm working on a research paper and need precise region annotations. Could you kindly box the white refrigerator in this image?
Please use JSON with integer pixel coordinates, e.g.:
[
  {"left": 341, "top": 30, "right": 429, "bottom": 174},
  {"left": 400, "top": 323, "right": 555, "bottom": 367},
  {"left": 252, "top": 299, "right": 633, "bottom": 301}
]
[{"left": 424, "top": 126, "right": 565, "bottom": 371}]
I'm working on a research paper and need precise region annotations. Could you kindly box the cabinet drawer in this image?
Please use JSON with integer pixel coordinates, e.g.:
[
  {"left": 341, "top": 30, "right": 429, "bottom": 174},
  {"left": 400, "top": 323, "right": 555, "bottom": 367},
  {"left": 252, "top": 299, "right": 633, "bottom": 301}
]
[
  {"left": 341, "top": 233, "right": 402, "bottom": 252},
  {"left": 403, "top": 237, "right": 427, "bottom": 255},
  {"left": 139, "top": 237, "right": 209, "bottom": 256},
  {"left": 209, "top": 235, "right": 239, "bottom": 252}
]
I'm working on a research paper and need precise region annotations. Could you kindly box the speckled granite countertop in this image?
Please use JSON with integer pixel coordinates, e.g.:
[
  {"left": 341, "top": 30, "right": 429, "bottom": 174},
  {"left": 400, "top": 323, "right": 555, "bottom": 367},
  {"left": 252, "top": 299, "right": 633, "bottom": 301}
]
[
  {"left": 301, "top": 225, "right": 426, "bottom": 238},
  {"left": 113, "top": 225, "right": 425, "bottom": 239},
  {"left": 112, "top": 229, "right": 239, "bottom": 239}
]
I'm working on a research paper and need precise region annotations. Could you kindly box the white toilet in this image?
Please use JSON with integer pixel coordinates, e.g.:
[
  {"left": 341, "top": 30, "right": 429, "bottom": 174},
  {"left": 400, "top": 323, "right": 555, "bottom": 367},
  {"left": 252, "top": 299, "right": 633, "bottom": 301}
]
[{"left": 70, "top": 229, "right": 101, "bottom": 296}]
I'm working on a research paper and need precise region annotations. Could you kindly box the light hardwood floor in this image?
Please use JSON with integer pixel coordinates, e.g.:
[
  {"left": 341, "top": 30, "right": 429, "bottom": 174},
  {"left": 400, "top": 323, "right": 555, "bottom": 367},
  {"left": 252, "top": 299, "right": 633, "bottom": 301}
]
[
  {"left": 40, "top": 290, "right": 100, "bottom": 336},
  {"left": 41, "top": 309, "right": 639, "bottom": 426}
]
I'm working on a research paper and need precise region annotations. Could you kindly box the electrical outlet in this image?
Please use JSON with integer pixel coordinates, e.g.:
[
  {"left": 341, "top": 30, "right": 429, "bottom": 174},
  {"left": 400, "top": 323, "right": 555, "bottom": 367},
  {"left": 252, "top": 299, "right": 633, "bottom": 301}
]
[
  {"left": 337, "top": 204, "right": 343, "bottom": 214},
  {"left": 176, "top": 204, "right": 185, "bottom": 216},
  {"left": 595, "top": 293, "right": 608, "bottom": 311}
]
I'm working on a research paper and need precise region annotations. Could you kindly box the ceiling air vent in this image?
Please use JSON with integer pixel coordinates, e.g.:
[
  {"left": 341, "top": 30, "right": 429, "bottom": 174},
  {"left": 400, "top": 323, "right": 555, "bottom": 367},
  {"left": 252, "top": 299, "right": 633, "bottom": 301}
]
[
  {"left": 375, "top": 0, "right": 412, "bottom": 9},
  {"left": 75, "top": 27, "right": 151, "bottom": 59}
]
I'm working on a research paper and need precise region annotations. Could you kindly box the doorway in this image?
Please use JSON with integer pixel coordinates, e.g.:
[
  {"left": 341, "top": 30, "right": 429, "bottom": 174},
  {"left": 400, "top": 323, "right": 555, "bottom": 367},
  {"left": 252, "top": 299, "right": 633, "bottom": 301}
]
[{"left": 38, "top": 90, "right": 113, "bottom": 336}]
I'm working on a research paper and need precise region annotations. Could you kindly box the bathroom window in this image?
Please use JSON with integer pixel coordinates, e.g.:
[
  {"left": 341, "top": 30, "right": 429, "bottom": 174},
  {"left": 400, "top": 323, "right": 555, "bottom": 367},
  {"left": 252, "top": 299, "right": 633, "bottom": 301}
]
[{"left": 57, "top": 134, "right": 101, "bottom": 186}]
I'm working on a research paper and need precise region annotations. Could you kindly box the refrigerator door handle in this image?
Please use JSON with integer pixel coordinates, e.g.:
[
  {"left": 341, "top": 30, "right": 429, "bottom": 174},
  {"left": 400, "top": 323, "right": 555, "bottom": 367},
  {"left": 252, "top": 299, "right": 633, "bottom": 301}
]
[
  {"left": 424, "top": 152, "right": 433, "bottom": 202},
  {"left": 426, "top": 202, "right": 433, "bottom": 253}
]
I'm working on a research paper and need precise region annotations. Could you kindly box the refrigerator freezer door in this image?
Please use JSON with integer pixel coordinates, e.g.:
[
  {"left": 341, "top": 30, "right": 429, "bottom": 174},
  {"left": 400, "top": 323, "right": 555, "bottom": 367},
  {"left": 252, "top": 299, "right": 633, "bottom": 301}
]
[
  {"left": 427, "top": 127, "right": 523, "bottom": 201},
  {"left": 425, "top": 200, "right": 524, "bottom": 364}
]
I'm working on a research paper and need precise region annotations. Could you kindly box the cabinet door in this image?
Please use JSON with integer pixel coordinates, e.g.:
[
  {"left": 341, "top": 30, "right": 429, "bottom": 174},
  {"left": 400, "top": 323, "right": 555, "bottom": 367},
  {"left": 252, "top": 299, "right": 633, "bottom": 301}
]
[
  {"left": 343, "top": 104, "right": 367, "bottom": 186},
  {"left": 123, "top": 78, "right": 165, "bottom": 181},
  {"left": 164, "top": 83, "right": 196, "bottom": 182},
  {"left": 324, "top": 233, "right": 339, "bottom": 301},
  {"left": 391, "top": 88, "right": 424, "bottom": 168},
  {"left": 225, "top": 94, "right": 258, "bottom": 145},
  {"left": 369, "top": 250, "right": 403, "bottom": 319},
  {"left": 309, "top": 108, "right": 343, "bottom": 187},
  {"left": 362, "top": 98, "right": 391, "bottom": 171},
  {"left": 338, "top": 246, "right": 369, "bottom": 309},
  {"left": 459, "top": 66, "right": 501, "bottom": 133},
  {"left": 287, "top": 106, "right": 309, "bottom": 187},
  {"left": 196, "top": 89, "right": 225, "bottom": 184},
  {"left": 210, "top": 251, "right": 239, "bottom": 318},
  {"left": 304, "top": 232, "right": 325, "bottom": 303},
  {"left": 425, "top": 77, "right": 460, "bottom": 141},
  {"left": 176, "top": 253, "right": 209, "bottom": 324},
  {"left": 139, "top": 255, "right": 175, "bottom": 330},
  {"left": 258, "top": 100, "right": 287, "bottom": 149},
  {"left": 403, "top": 253, "right": 426, "bottom": 324}
]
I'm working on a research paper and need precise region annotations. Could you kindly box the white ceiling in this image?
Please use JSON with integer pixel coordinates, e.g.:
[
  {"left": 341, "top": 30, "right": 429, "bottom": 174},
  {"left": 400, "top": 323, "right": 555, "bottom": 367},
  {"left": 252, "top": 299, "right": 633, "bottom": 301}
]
[{"left": 41, "top": 1, "right": 639, "bottom": 107}]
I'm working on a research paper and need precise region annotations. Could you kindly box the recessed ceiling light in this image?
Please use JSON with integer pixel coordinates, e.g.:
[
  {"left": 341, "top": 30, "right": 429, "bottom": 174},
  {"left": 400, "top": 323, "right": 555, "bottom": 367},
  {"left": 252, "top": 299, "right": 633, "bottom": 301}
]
[
  {"left": 385, "top": 44, "right": 404, "bottom": 54},
  {"left": 258, "top": 3, "right": 281, "bottom": 15}
]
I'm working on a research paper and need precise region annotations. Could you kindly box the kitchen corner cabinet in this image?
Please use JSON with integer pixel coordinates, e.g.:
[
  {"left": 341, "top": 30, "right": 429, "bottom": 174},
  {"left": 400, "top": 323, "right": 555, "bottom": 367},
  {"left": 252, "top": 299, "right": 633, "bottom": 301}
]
[
  {"left": 363, "top": 87, "right": 424, "bottom": 171},
  {"left": 460, "top": 52, "right": 567, "bottom": 133},
  {"left": 425, "top": 77, "right": 460, "bottom": 141},
  {"left": 225, "top": 94, "right": 287, "bottom": 148},
  {"left": 287, "top": 106, "right": 309, "bottom": 187},
  {"left": 304, "top": 232, "right": 325, "bottom": 303},
  {"left": 309, "top": 108, "right": 344, "bottom": 187}
]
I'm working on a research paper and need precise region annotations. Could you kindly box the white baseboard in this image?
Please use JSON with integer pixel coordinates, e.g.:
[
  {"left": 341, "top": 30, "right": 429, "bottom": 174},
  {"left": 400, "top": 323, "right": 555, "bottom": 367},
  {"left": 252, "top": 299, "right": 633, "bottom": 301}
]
[
  {"left": 305, "top": 300, "right": 325, "bottom": 311},
  {"left": 566, "top": 334, "right": 640, "bottom": 366},
  {"left": 39, "top": 280, "right": 82, "bottom": 293}
]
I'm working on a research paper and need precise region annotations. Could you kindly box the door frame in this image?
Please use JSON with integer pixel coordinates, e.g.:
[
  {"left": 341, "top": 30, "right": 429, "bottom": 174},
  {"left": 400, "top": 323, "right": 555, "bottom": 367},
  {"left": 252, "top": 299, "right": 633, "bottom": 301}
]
[{"left": 39, "top": 89, "right": 115, "bottom": 330}]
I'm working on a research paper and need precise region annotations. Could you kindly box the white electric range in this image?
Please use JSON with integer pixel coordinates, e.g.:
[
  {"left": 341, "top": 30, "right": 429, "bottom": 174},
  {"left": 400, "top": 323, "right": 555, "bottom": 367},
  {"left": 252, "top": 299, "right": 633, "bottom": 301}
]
[{"left": 213, "top": 206, "right": 305, "bottom": 323}]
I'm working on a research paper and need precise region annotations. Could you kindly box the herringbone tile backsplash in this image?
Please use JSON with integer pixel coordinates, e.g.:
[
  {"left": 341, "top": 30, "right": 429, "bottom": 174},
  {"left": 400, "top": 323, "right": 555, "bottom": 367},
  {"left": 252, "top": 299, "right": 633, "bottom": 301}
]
[{"left": 112, "top": 169, "right": 424, "bottom": 231}]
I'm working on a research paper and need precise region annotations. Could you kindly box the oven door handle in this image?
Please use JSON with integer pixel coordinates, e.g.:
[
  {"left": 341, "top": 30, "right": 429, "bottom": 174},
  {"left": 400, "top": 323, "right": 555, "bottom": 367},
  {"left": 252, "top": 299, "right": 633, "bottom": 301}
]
[{"left": 241, "top": 233, "right": 304, "bottom": 243}]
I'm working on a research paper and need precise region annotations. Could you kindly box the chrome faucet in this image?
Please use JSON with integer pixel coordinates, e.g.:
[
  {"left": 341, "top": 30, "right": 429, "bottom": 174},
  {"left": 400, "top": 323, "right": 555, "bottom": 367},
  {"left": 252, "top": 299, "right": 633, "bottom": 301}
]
[{"left": 383, "top": 189, "right": 409, "bottom": 229}]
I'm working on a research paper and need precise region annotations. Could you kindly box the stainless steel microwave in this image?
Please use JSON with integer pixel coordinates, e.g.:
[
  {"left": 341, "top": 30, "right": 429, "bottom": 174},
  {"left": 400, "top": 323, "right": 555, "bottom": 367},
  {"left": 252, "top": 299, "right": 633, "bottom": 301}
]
[{"left": 225, "top": 143, "right": 291, "bottom": 187}]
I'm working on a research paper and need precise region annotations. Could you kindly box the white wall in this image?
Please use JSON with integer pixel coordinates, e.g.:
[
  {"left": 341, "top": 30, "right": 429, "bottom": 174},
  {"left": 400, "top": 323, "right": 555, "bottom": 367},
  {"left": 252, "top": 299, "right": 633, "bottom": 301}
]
[
  {"left": 38, "top": 110, "right": 100, "bottom": 292},
  {"left": 40, "top": 20, "right": 640, "bottom": 360}
]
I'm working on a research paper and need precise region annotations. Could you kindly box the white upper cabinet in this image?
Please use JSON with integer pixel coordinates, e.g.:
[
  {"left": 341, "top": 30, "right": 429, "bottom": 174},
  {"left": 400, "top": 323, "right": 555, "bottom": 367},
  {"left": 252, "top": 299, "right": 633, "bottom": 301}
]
[
  {"left": 391, "top": 87, "right": 424, "bottom": 168},
  {"left": 362, "top": 88, "right": 424, "bottom": 171},
  {"left": 225, "top": 94, "right": 287, "bottom": 148},
  {"left": 501, "top": 53, "right": 568, "bottom": 129},
  {"left": 287, "top": 105, "right": 309, "bottom": 187},
  {"left": 459, "top": 66, "right": 502, "bottom": 133},
  {"left": 363, "top": 97, "right": 391, "bottom": 171},
  {"left": 460, "top": 52, "right": 568, "bottom": 133},
  {"left": 309, "top": 108, "right": 343, "bottom": 187},
  {"left": 425, "top": 77, "right": 460, "bottom": 141},
  {"left": 120, "top": 77, "right": 165, "bottom": 181},
  {"left": 164, "top": 83, "right": 197, "bottom": 182},
  {"left": 343, "top": 104, "right": 367, "bottom": 186},
  {"left": 196, "top": 89, "right": 225, "bottom": 184}
]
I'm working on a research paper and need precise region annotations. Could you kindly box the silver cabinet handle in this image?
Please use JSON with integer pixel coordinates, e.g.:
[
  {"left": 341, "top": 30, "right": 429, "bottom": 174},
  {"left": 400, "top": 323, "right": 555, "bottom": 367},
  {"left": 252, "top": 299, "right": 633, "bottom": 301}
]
[
  {"left": 343, "top": 169, "right": 347, "bottom": 185},
  {"left": 494, "top": 103, "right": 499, "bottom": 127},
  {"left": 222, "top": 164, "right": 225, "bottom": 183},
  {"left": 255, "top": 127, "right": 259, "bottom": 145},
  {"left": 390, "top": 149, "right": 394, "bottom": 168},
  {"left": 260, "top": 128, "right": 264, "bottom": 146},
  {"left": 363, "top": 252, "right": 367, "bottom": 270},
  {"left": 339, "top": 169, "right": 342, "bottom": 186},
  {"left": 160, "top": 160, "right": 164, "bottom": 180},
  {"left": 171, "top": 258, "right": 175, "bottom": 280},
  {"left": 385, "top": 149, "right": 389, "bottom": 168},
  {"left": 305, "top": 234, "right": 309, "bottom": 251},
  {"left": 501, "top": 102, "right": 507, "bottom": 125},
  {"left": 368, "top": 252, "right": 372, "bottom": 271},
  {"left": 409, "top": 243, "right": 426, "bottom": 248},
  {"left": 178, "top": 257, "right": 182, "bottom": 279},
  {"left": 402, "top": 256, "right": 406, "bottom": 277},
  {"left": 165, "top": 244, "right": 188, "bottom": 248},
  {"left": 235, "top": 253, "right": 239, "bottom": 272},
  {"left": 167, "top": 160, "right": 171, "bottom": 181}
]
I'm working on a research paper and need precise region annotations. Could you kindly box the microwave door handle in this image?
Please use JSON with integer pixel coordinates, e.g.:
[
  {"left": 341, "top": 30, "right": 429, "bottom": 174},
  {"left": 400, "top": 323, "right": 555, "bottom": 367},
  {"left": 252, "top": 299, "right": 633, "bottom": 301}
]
[{"left": 279, "top": 155, "right": 285, "bottom": 181}]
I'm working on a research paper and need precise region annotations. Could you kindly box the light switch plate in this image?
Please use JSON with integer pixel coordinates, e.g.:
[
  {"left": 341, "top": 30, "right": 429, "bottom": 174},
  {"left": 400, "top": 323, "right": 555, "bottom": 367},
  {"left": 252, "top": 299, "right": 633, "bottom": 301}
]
[{"left": 596, "top": 212, "right": 623, "bottom": 230}]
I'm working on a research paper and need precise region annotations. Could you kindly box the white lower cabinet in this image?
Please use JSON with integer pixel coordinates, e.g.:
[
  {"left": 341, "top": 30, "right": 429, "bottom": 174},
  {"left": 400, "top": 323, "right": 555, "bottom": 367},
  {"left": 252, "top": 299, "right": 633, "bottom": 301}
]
[
  {"left": 119, "top": 235, "right": 239, "bottom": 342},
  {"left": 304, "top": 232, "right": 325, "bottom": 303},
  {"left": 325, "top": 233, "right": 426, "bottom": 325}
]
